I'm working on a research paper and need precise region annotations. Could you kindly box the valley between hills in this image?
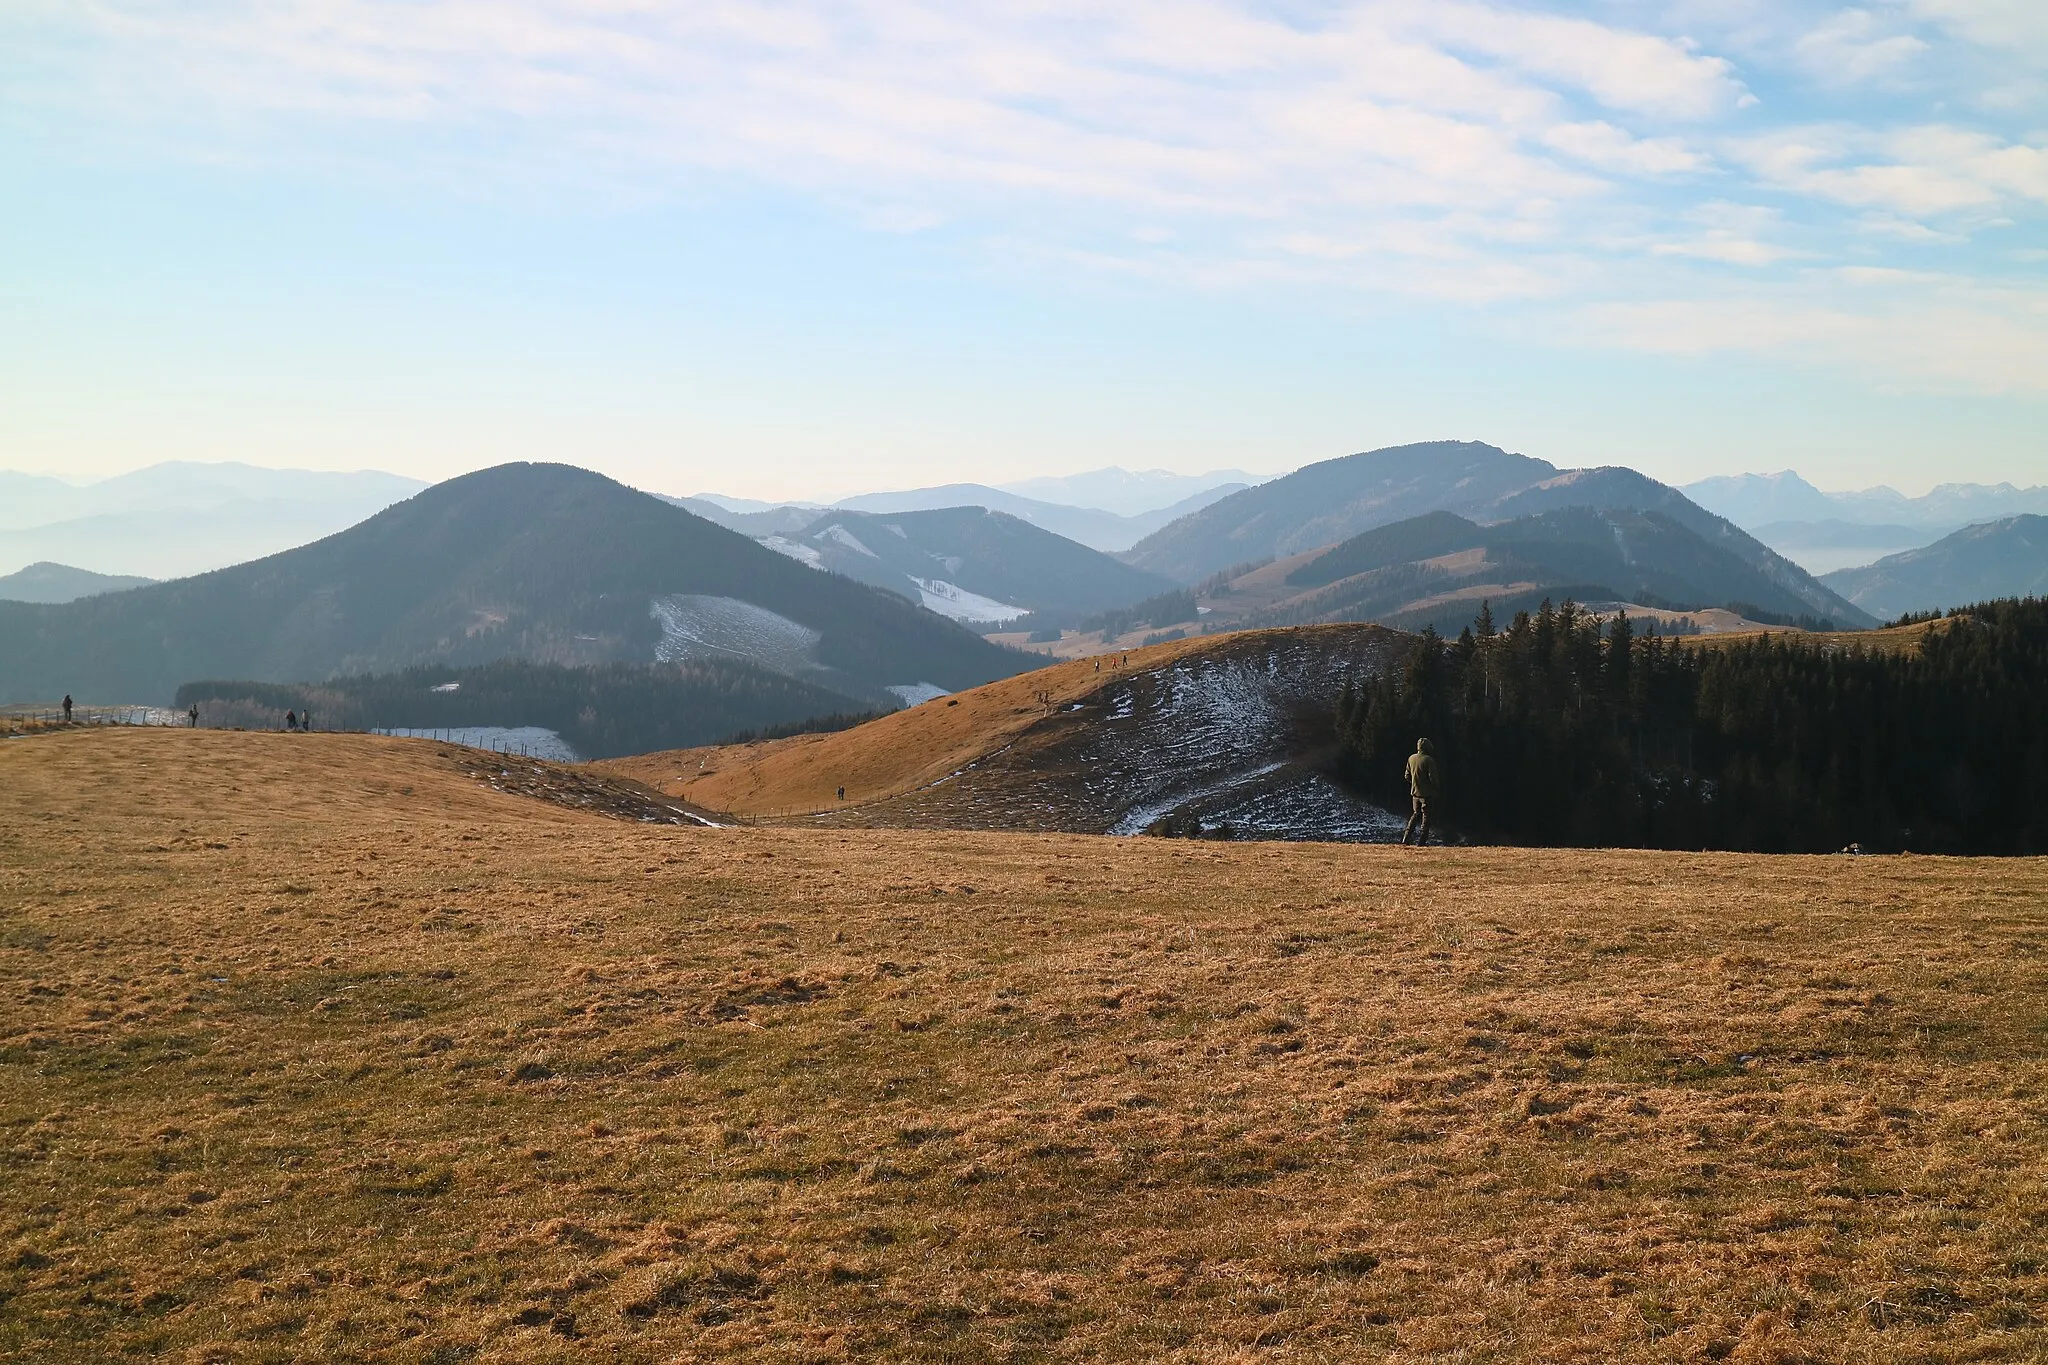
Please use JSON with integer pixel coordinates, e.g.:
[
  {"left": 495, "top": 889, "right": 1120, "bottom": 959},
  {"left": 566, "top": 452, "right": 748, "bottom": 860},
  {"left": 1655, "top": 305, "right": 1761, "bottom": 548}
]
[{"left": 2, "top": 726, "right": 2045, "bottom": 1362}]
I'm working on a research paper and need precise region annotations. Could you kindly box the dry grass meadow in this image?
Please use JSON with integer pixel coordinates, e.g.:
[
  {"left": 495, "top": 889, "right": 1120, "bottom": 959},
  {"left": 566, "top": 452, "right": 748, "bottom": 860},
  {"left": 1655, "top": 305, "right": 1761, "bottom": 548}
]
[{"left": 2, "top": 728, "right": 2045, "bottom": 1362}]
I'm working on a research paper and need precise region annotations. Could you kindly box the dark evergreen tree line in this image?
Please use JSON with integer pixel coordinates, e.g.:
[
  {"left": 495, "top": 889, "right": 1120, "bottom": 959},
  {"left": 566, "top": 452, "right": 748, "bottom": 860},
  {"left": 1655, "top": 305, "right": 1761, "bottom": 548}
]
[
  {"left": 1079, "top": 589, "right": 1199, "bottom": 639},
  {"left": 176, "top": 659, "right": 874, "bottom": 760},
  {"left": 1335, "top": 597, "right": 2048, "bottom": 854}
]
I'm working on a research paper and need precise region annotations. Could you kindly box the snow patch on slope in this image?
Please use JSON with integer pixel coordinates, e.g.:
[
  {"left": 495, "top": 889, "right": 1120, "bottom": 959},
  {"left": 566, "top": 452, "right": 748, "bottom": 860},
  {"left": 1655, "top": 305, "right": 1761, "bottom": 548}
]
[
  {"left": 376, "top": 726, "right": 581, "bottom": 763},
  {"left": 758, "top": 535, "right": 824, "bottom": 569},
  {"left": 910, "top": 577, "right": 1029, "bottom": 623},
  {"left": 649, "top": 595, "right": 822, "bottom": 677},
  {"left": 886, "top": 682, "right": 949, "bottom": 707},
  {"left": 821, "top": 524, "right": 878, "bottom": 558}
]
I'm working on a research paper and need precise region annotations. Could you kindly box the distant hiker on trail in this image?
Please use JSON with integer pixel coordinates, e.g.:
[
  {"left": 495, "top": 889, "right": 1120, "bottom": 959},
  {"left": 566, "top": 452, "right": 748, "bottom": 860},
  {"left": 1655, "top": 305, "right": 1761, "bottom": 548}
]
[
  {"left": 284, "top": 710, "right": 297, "bottom": 732},
  {"left": 61, "top": 695, "right": 72, "bottom": 723},
  {"left": 187, "top": 705, "right": 199, "bottom": 728},
  {"left": 300, "top": 709, "right": 312, "bottom": 732},
  {"left": 1402, "top": 738, "right": 1440, "bottom": 846}
]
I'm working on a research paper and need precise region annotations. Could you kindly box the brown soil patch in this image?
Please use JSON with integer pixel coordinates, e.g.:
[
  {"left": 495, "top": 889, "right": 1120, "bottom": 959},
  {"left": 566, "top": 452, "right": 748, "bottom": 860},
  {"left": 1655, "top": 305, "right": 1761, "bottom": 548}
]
[{"left": 1, "top": 729, "right": 2044, "bottom": 1362}]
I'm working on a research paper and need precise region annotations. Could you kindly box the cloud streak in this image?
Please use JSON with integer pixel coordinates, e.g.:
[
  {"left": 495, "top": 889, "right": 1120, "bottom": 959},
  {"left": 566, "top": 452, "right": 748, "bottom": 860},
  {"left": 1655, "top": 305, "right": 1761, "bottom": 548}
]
[{"left": 7, "top": 0, "right": 2046, "bottom": 390}]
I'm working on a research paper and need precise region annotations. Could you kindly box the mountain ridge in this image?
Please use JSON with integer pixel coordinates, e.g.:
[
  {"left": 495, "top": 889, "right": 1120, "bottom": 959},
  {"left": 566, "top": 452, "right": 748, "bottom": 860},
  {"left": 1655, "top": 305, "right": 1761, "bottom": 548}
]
[
  {"left": 0, "top": 463, "right": 1027, "bottom": 707},
  {"left": 1121, "top": 442, "right": 1868, "bottom": 626},
  {"left": 761, "top": 506, "right": 1177, "bottom": 623},
  {"left": 0, "top": 561, "right": 155, "bottom": 605},
  {"left": 1124, "top": 440, "right": 1559, "bottom": 582},
  {"left": 1821, "top": 515, "right": 2048, "bottom": 620}
]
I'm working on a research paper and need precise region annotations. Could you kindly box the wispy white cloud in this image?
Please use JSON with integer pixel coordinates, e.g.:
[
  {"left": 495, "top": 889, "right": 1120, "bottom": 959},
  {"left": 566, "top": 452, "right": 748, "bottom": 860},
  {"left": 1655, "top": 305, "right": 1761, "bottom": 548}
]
[
  {"left": 1650, "top": 202, "right": 1806, "bottom": 265},
  {"left": 1734, "top": 124, "right": 2048, "bottom": 216},
  {"left": 4, "top": 0, "right": 2044, "bottom": 392},
  {"left": 1795, "top": 9, "right": 1929, "bottom": 84},
  {"left": 1542, "top": 121, "right": 1711, "bottom": 175},
  {"left": 1907, "top": 0, "right": 2048, "bottom": 57}
]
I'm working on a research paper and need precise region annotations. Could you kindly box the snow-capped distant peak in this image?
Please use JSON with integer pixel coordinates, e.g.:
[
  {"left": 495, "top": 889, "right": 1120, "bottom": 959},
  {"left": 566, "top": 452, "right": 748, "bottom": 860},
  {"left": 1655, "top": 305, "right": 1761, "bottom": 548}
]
[{"left": 909, "top": 578, "right": 1029, "bottom": 624}]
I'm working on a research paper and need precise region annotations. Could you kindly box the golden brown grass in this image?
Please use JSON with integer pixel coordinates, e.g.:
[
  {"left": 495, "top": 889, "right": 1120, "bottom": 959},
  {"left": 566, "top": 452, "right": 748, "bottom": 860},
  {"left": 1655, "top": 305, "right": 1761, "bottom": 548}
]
[
  {"left": 601, "top": 625, "right": 1390, "bottom": 820},
  {"left": 1677, "top": 619, "right": 1946, "bottom": 655},
  {"left": 3, "top": 728, "right": 2045, "bottom": 1362}
]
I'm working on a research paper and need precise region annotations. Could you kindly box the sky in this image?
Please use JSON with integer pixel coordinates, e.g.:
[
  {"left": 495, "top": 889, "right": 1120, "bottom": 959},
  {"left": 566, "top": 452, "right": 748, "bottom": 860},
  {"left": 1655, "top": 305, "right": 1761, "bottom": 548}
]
[{"left": 2, "top": 0, "right": 2043, "bottom": 501}]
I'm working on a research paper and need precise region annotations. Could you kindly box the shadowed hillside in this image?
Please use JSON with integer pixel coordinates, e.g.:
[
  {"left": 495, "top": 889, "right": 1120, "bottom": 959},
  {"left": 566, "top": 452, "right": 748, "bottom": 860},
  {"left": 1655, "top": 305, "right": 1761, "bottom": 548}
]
[
  {"left": 1264, "top": 506, "right": 1865, "bottom": 634},
  {"left": 759, "top": 506, "right": 1176, "bottom": 624},
  {"left": 1122, "top": 445, "right": 1869, "bottom": 630},
  {"left": 1125, "top": 441, "right": 1555, "bottom": 581},
  {"left": 0, "top": 463, "right": 1028, "bottom": 708},
  {"left": 1822, "top": 516, "right": 2048, "bottom": 619}
]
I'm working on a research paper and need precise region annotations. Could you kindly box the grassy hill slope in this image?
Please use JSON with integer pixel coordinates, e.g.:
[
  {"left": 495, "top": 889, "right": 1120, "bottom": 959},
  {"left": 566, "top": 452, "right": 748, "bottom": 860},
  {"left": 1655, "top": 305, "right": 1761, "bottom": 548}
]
[
  {"left": 603, "top": 631, "right": 1241, "bottom": 815},
  {"left": 604, "top": 625, "right": 1413, "bottom": 838},
  {"left": 0, "top": 463, "right": 1028, "bottom": 707},
  {"left": 2, "top": 728, "right": 2043, "bottom": 1362}
]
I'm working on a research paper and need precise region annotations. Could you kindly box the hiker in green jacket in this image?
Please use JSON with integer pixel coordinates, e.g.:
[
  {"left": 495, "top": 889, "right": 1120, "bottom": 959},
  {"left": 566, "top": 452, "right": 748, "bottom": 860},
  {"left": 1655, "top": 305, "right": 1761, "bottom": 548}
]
[{"left": 1402, "top": 738, "right": 1440, "bottom": 846}]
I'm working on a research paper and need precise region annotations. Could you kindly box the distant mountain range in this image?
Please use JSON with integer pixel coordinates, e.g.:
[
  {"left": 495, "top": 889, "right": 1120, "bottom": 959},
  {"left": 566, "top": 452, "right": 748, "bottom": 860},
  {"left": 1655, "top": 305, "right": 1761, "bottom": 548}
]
[
  {"left": 679, "top": 477, "right": 1248, "bottom": 552},
  {"left": 0, "top": 463, "right": 1028, "bottom": 707},
  {"left": 0, "top": 562, "right": 154, "bottom": 604},
  {"left": 1682, "top": 469, "right": 2048, "bottom": 583},
  {"left": 1821, "top": 516, "right": 2048, "bottom": 622},
  {"left": 996, "top": 466, "right": 1271, "bottom": 518},
  {"left": 0, "top": 462, "right": 426, "bottom": 579},
  {"left": 1682, "top": 470, "right": 2048, "bottom": 531},
  {"left": 1119, "top": 441, "right": 1869, "bottom": 628},
  {"left": 755, "top": 506, "right": 1176, "bottom": 624}
]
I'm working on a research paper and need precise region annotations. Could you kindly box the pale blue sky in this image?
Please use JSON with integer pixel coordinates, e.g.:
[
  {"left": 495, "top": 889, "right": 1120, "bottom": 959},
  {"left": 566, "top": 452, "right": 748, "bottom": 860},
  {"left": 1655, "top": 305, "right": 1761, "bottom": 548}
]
[{"left": 3, "top": 0, "right": 2043, "bottom": 499}]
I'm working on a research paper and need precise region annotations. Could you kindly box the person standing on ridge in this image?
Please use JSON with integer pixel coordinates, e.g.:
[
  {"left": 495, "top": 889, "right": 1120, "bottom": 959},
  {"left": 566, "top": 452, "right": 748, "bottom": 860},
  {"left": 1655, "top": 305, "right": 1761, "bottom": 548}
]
[
  {"left": 61, "top": 695, "right": 73, "bottom": 724},
  {"left": 1402, "top": 738, "right": 1440, "bottom": 846}
]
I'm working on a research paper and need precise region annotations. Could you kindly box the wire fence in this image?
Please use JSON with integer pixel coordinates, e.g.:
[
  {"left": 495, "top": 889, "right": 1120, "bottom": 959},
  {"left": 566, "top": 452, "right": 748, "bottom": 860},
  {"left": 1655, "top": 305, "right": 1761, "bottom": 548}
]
[{"left": 3, "top": 705, "right": 190, "bottom": 728}]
